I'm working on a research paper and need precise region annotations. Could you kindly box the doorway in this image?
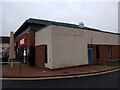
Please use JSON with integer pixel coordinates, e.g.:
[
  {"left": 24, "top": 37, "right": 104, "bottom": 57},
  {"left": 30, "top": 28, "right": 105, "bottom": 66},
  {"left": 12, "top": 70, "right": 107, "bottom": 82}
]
[
  {"left": 35, "top": 44, "right": 47, "bottom": 68},
  {"left": 88, "top": 48, "right": 94, "bottom": 64},
  {"left": 18, "top": 47, "right": 27, "bottom": 64}
]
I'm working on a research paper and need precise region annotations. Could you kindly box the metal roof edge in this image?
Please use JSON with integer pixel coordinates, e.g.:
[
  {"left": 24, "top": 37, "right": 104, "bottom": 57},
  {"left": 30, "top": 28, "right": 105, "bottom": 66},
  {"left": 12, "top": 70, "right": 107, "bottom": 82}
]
[{"left": 14, "top": 18, "right": 120, "bottom": 38}]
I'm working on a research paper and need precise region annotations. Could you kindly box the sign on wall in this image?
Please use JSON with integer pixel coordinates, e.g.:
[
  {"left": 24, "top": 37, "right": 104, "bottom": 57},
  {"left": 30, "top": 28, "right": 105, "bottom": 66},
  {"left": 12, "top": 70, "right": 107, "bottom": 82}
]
[{"left": 18, "top": 37, "right": 27, "bottom": 47}]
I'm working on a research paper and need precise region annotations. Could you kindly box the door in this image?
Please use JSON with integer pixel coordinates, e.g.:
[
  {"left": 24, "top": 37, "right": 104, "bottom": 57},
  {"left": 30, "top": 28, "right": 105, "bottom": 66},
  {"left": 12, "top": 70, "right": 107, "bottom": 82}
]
[
  {"left": 35, "top": 45, "right": 47, "bottom": 68},
  {"left": 18, "top": 47, "right": 24, "bottom": 62},
  {"left": 23, "top": 47, "right": 27, "bottom": 64},
  {"left": 45, "top": 45, "right": 48, "bottom": 64},
  {"left": 88, "top": 48, "right": 94, "bottom": 64},
  {"left": 28, "top": 46, "right": 35, "bottom": 66}
]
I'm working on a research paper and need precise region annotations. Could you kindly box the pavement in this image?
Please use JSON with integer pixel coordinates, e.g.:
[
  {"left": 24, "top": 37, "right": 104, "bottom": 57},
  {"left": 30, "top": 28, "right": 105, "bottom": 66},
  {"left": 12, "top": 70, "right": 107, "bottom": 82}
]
[
  {"left": 1, "top": 62, "right": 120, "bottom": 88},
  {"left": 2, "top": 70, "right": 120, "bottom": 88},
  {"left": 1, "top": 62, "right": 118, "bottom": 78}
]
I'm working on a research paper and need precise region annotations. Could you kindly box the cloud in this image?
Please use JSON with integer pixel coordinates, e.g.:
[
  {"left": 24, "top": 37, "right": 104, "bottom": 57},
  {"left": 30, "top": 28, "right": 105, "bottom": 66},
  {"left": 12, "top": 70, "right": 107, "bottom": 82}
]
[
  {"left": 0, "top": 3, "right": 2, "bottom": 36},
  {"left": 2, "top": 2, "right": 118, "bottom": 36}
]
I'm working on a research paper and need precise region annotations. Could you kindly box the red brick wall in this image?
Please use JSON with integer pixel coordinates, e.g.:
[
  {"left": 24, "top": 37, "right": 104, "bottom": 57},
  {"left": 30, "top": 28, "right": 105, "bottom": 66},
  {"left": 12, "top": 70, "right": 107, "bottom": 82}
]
[
  {"left": 99, "top": 45, "right": 109, "bottom": 60},
  {"left": 88, "top": 44, "right": 120, "bottom": 64},
  {"left": 15, "top": 30, "right": 35, "bottom": 47},
  {"left": 15, "top": 33, "right": 27, "bottom": 43},
  {"left": 119, "top": 45, "right": 120, "bottom": 59},
  {"left": 27, "top": 31, "right": 35, "bottom": 47},
  {"left": 35, "top": 45, "right": 45, "bottom": 68},
  {"left": 111, "top": 45, "right": 119, "bottom": 59},
  {"left": 93, "top": 45, "right": 97, "bottom": 64}
]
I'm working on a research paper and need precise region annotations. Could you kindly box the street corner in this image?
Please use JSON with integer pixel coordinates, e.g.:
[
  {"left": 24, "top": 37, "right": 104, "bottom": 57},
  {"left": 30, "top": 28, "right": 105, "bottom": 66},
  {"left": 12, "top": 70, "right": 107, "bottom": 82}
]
[{"left": 1, "top": 65, "right": 120, "bottom": 81}]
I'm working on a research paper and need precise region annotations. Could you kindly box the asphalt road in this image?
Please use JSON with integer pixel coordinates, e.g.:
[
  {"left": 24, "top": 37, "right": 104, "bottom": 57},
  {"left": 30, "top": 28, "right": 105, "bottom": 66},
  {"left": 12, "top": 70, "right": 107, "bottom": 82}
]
[{"left": 2, "top": 70, "right": 120, "bottom": 88}]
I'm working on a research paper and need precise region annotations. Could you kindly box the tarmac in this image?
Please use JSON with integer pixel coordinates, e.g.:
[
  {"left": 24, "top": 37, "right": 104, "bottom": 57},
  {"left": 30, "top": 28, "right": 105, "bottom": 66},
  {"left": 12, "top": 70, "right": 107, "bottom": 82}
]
[{"left": 1, "top": 62, "right": 120, "bottom": 80}]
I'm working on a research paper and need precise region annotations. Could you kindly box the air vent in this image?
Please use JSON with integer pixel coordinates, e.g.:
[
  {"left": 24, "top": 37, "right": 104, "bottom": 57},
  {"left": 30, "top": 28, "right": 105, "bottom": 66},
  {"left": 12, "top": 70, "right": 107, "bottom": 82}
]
[{"left": 78, "top": 22, "right": 84, "bottom": 28}]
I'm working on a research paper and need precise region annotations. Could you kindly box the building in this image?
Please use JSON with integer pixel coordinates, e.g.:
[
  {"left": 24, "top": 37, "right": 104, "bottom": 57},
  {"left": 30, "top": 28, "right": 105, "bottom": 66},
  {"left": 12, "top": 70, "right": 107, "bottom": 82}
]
[
  {"left": 14, "top": 18, "right": 120, "bottom": 69},
  {"left": 0, "top": 36, "right": 10, "bottom": 56}
]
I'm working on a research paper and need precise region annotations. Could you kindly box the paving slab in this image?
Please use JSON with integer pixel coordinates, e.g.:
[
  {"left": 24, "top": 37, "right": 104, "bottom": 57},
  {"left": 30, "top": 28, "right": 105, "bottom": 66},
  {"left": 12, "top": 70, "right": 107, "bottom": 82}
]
[{"left": 1, "top": 62, "right": 116, "bottom": 77}]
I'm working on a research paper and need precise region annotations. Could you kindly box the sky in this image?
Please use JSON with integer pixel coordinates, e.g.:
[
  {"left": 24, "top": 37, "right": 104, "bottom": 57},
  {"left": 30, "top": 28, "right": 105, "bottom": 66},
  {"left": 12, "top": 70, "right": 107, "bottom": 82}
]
[{"left": 0, "top": 0, "right": 119, "bottom": 36}]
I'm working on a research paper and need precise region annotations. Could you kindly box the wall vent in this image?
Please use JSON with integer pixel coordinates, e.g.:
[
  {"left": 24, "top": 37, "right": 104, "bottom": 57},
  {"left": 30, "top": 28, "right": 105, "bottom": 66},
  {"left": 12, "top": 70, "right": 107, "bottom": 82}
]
[{"left": 79, "top": 22, "right": 84, "bottom": 28}]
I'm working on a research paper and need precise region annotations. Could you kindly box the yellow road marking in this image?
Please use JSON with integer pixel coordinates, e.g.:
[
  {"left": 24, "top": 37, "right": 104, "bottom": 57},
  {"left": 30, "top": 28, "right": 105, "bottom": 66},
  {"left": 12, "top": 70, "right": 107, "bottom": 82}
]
[{"left": 0, "top": 68, "right": 120, "bottom": 81}]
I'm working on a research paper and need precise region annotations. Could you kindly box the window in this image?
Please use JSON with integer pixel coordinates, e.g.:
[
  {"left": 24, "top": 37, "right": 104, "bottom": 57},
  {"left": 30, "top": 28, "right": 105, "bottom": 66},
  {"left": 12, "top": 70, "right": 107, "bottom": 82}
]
[{"left": 108, "top": 46, "right": 112, "bottom": 59}]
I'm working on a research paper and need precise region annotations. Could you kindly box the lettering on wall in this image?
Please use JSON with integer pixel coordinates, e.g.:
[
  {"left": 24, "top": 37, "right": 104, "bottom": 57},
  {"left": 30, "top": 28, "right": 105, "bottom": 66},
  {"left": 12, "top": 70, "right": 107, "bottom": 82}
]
[{"left": 18, "top": 36, "right": 27, "bottom": 47}]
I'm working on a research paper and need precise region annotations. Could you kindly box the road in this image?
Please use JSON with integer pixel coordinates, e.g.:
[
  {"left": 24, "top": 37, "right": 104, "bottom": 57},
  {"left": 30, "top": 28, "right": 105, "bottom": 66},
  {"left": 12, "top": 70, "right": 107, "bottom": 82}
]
[{"left": 2, "top": 70, "right": 120, "bottom": 88}]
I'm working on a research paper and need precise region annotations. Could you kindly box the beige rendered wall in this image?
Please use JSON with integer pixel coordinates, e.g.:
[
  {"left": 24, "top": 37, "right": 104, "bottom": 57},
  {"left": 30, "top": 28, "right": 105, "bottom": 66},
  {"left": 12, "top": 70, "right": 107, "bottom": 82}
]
[
  {"left": 85, "top": 30, "right": 118, "bottom": 45},
  {"left": 35, "top": 25, "right": 53, "bottom": 68},
  {"left": 35, "top": 24, "right": 119, "bottom": 69},
  {"left": 51, "top": 25, "right": 119, "bottom": 69}
]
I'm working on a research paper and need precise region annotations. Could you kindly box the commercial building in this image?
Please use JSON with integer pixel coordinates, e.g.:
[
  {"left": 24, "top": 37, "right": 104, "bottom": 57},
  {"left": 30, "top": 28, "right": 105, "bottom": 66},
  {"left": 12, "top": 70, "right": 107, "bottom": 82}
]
[
  {"left": 0, "top": 36, "right": 10, "bottom": 56},
  {"left": 14, "top": 18, "right": 120, "bottom": 69}
]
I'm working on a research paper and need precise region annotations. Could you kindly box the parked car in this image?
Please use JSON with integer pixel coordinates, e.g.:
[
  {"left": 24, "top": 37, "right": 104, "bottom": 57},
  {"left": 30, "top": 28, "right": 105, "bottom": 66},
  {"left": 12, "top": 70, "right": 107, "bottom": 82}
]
[{"left": 1, "top": 52, "right": 8, "bottom": 64}]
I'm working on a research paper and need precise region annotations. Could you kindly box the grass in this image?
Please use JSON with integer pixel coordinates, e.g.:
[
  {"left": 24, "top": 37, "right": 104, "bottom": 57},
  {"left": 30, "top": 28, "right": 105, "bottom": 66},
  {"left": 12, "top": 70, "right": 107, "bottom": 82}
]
[{"left": 97, "top": 61, "right": 120, "bottom": 67}]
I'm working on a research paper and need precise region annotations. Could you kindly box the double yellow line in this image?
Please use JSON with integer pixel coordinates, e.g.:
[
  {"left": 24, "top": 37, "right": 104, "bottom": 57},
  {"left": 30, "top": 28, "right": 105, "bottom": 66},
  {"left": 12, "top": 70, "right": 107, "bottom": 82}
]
[{"left": 0, "top": 68, "right": 120, "bottom": 81}]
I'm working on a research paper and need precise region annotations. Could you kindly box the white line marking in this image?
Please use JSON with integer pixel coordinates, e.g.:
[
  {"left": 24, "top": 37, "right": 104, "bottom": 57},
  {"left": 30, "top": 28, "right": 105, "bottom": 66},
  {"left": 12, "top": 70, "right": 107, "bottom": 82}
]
[{"left": 1, "top": 68, "right": 120, "bottom": 81}]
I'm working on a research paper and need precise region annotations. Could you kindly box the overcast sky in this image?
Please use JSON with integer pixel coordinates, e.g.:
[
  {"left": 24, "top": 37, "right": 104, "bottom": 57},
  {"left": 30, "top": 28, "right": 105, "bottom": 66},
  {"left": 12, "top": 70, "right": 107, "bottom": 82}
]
[{"left": 0, "top": 0, "right": 119, "bottom": 36}]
